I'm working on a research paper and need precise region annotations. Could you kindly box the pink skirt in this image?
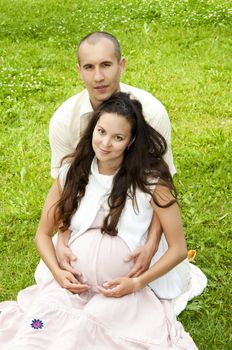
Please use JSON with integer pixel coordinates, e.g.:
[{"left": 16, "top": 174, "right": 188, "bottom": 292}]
[{"left": 0, "top": 229, "right": 198, "bottom": 349}]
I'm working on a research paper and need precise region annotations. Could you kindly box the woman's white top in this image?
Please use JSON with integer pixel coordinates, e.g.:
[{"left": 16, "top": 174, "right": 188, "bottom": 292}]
[{"left": 59, "top": 158, "right": 191, "bottom": 299}]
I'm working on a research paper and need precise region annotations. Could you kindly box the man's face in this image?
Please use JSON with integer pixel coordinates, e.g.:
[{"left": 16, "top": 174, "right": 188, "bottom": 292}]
[{"left": 77, "top": 38, "right": 126, "bottom": 109}]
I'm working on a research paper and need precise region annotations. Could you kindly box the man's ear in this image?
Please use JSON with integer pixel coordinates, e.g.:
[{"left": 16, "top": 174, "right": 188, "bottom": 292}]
[
  {"left": 77, "top": 64, "right": 83, "bottom": 80},
  {"left": 119, "top": 57, "right": 126, "bottom": 75}
]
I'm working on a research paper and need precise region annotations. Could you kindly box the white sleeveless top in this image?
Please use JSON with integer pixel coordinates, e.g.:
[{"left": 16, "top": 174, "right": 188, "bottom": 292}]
[{"left": 59, "top": 158, "right": 190, "bottom": 299}]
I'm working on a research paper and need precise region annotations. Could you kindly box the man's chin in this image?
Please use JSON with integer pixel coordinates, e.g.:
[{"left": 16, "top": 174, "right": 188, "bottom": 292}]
[
  {"left": 96, "top": 93, "right": 113, "bottom": 103},
  {"left": 90, "top": 89, "right": 118, "bottom": 108}
]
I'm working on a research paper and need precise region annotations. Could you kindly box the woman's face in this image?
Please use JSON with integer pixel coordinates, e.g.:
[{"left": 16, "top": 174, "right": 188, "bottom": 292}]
[{"left": 92, "top": 112, "right": 132, "bottom": 172}]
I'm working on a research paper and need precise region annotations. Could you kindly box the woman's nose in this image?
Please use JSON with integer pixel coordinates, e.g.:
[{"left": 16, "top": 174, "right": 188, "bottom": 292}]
[{"left": 102, "top": 137, "right": 111, "bottom": 147}]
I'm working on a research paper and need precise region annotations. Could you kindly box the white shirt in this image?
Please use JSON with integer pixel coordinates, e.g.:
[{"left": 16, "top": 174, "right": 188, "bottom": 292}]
[
  {"left": 49, "top": 83, "right": 176, "bottom": 178},
  {"left": 58, "top": 159, "right": 189, "bottom": 299}
]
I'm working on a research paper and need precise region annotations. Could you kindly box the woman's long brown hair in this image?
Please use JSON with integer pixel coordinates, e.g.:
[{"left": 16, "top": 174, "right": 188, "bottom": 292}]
[{"left": 55, "top": 92, "right": 176, "bottom": 236}]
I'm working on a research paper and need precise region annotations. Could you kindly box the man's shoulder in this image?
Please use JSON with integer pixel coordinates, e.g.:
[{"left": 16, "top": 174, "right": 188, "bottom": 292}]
[
  {"left": 120, "top": 83, "right": 166, "bottom": 117},
  {"left": 51, "top": 90, "right": 88, "bottom": 123}
]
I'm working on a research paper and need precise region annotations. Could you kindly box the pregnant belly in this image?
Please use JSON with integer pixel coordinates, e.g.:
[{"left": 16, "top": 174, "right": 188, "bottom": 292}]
[{"left": 70, "top": 229, "right": 134, "bottom": 290}]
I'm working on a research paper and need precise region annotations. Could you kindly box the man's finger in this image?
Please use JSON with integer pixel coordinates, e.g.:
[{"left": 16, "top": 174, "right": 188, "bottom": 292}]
[
  {"left": 124, "top": 252, "right": 139, "bottom": 262},
  {"left": 65, "top": 275, "right": 89, "bottom": 288},
  {"left": 60, "top": 262, "right": 82, "bottom": 277},
  {"left": 126, "top": 265, "right": 144, "bottom": 278},
  {"left": 126, "top": 267, "right": 139, "bottom": 277},
  {"left": 131, "top": 268, "right": 144, "bottom": 277},
  {"left": 65, "top": 252, "right": 77, "bottom": 261}
]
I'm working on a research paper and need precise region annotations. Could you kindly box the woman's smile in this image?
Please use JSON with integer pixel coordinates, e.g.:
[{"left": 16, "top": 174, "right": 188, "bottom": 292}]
[{"left": 92, "top": 112, "right": 132, "bottom": 174}]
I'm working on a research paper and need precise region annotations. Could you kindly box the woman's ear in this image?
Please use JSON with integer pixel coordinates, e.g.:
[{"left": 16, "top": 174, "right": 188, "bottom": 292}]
[{"left": 127, "top": 137, "right": 136, "bottom": 150}]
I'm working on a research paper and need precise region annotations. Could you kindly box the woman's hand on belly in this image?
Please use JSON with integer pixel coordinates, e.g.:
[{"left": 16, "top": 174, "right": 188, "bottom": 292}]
[
  {"left": 97, "top": 277, "right": 141, "bottom": 298},
  {"left": 53, "top": 268, "right": 90, "bottom": 294}
]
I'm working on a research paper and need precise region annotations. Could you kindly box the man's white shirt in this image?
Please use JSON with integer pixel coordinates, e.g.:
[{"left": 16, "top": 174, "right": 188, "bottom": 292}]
[{"left": 49, "top": 83, "right": 176, "bottom": 178}]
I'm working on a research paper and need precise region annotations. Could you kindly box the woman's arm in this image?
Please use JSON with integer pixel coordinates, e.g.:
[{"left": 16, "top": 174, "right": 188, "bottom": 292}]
[
  {"left": 34, "top": 180, "right": 89, "bottom": 293},
  {"left": 98, "top": 185, "right": 187, "bottom": 297},
  {"left": 35, "top": 180, "right": 62, "bottom": 275}
]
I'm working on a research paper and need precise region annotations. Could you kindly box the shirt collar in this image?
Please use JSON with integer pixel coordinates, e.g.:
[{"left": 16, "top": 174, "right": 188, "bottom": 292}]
[
  {"left": 79, "top": 83, "right": 129, "bottom": 117},
  {"left": 79, "top": 90, "right": 94, "bottom": 117}
]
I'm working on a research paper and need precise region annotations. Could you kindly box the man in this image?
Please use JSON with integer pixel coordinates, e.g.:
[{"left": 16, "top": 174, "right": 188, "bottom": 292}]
[
  {"left": 50, "top": 32, "right": 175, "bottom": 178},
  {"left": 35, "top": 31, "right": 176, "bottom": 293}
]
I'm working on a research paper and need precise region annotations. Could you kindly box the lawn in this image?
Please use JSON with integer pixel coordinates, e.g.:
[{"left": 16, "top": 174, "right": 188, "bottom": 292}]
[{"left": 0, "top": 1, "right": 231, "bottom": 349}]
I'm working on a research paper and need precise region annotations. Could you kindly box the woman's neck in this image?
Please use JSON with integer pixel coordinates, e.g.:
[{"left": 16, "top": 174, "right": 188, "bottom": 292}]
[{"left": 97, "top": 159, "right": 121, "bottom": 175}]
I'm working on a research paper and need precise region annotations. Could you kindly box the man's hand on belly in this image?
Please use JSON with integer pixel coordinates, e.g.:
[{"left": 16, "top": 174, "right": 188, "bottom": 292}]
[
  {"left": 124, "top": 242, "right": 157, "bottom": 278},
  {"left": 57, "top": 230, "right": 83, "bottom": 277}
]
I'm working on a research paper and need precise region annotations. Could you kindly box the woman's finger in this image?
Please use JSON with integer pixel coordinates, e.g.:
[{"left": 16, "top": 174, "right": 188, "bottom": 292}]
[
  {"left": 97, "top": 285, "right": 117, "bottom": 297},
  {"left": 65, "top": 281, "right": 89, "bottom": 290},
  {"left": 68, "top": 287, "right": 88, "bottom": 294},
  {"left": 102, "top": 279, "right": 119, "bottom": 288}
]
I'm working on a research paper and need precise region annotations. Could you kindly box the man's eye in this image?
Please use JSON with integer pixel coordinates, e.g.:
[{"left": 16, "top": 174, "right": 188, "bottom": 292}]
[{"left": 84, "top": 65, "right": 92, "bottom": 70}]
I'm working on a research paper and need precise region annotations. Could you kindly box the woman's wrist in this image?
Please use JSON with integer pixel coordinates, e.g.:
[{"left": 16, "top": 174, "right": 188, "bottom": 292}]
[
  {"left": 146, "top": 235, "right": 159, "bottom": 250},
  {"left": 50, "top": 264, "right": 63, "bottom": 279},
  {"left": 133, "top": 276, "right": 146, "bottom": 291}
]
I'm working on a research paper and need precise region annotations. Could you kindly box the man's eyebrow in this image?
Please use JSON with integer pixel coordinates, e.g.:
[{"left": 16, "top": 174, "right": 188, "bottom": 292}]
[
  {"left": 82, "top": 61, "right": 113, "bottom": 68},
  {"left": 82, "top": 63, "right": 93, "bottom": 68},
  {"left": 101, "top": 60, "right": 113, "bottom": 64}
]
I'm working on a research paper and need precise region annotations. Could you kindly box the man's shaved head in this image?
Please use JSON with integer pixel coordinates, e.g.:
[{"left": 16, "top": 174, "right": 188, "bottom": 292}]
[{"left": 77, "top": 32, "right": 121, "bottom": 63}]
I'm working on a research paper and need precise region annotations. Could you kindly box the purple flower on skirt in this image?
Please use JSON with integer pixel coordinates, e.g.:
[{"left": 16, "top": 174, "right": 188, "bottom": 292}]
[{"left": 31, "top": 319, "right": 44, "bottom": 330}]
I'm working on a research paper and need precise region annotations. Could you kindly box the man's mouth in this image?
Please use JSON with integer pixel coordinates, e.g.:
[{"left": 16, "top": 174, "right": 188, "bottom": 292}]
[{"left": 94, "top": 85, "right": 109, "bottom": 91}]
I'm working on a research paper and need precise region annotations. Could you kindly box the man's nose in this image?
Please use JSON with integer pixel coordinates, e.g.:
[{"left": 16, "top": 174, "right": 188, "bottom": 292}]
[{"left": 94, "top": 68, "right": 104, "bottom": 82}]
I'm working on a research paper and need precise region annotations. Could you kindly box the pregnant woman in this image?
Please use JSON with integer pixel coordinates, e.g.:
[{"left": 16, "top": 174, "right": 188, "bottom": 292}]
[{"left": 0, "top": 92, "right": 198, "bottom": 349}]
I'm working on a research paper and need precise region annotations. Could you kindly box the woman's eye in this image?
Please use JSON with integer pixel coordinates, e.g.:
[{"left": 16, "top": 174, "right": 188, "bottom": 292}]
[
  {"left": 98, "top": 128, "right": 105, "bottom": 135},
  {"left": 115, "top": 135, "right": 123, "bottom": 141}
]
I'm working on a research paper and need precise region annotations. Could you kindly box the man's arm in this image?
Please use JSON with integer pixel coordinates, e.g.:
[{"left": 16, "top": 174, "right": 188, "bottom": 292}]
[
  {"left": 49, "top": 111, "right": 74, "bottom": 179},
  {"left": 148, "top": 106, "right": 176, "bottom": 177},
  {"left": 56, "top": 230, "right": 82, "bottom": 277},
  {"left": 125, "top": 211, "right": 162, "bottom": 277}
]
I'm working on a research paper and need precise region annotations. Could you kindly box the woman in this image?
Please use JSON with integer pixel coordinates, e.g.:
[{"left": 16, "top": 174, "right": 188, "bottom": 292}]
[{"left": 0, "top": 92, "right": 198, "bottom": 349}]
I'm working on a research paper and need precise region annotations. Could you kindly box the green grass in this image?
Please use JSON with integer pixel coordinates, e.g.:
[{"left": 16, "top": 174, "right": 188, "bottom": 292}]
[{"left": 0, "top": 0, "right": 231, "bottom": 349}]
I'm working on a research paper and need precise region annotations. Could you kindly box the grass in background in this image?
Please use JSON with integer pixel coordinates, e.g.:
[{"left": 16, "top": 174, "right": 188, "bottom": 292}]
[{"left": 0, "top": 1, "right": 231, "bottom": 349}]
